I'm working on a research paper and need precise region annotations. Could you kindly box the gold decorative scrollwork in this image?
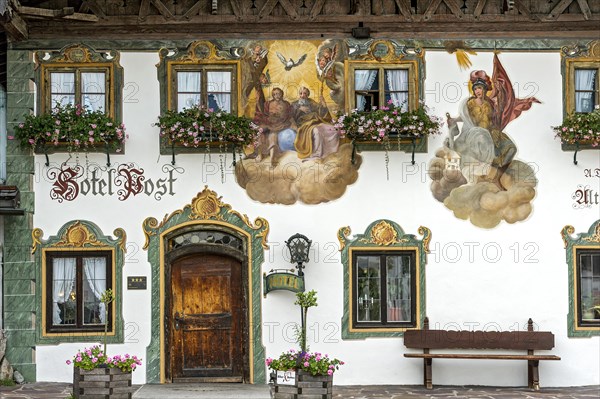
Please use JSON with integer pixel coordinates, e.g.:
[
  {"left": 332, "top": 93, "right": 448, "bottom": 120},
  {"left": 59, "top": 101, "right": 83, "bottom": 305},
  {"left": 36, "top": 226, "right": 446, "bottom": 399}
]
[
  {"left": 35, "top": 44, "right": 119, "bottom": 66},
  {"left": 188, "top": 186, "right": 227, "bottom": 220},
  {"left": 360, "top": 221, "right": 407, "bottom": 246},
  {"left": 418, "top": 226, "right": 431, "bottom": 253},
  {"left": 32, "top": 228, "right": 44, "bottom": 254},
  {"left": 114, "top": 228, "right": 127, "bottom": 253},
  {"left": 582, "top": 223, "right": 600, "bottom": 243},
  {"left": 589, "top": 40, "right": 600, "bottom": 57},
  {"left": 337, "top": 226, "right": 351, "bottom": 251},
  {"left": 176, "top": 41, "right": 223, "bottom": 62},
  {"left": 359, "top": 40, "right": 401, "bottom": 62},
  {"left": 253, "top": 217, "right": 270, "bottom": 250},
  {"left": 561, "top": 225, "right": 575, "bottom": 248},
  {"left": 142, "top": 217, "right": 160, "bottom": 250},
  {"left": 52, "top": 221, "right": 106, "bottom": 248}
]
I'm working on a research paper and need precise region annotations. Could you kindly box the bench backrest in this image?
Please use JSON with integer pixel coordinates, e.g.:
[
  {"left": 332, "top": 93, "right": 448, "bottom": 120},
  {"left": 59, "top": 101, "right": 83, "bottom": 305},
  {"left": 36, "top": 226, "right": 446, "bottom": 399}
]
[{"left": 404, "top": 329, "right": 555, "bottom": 350}]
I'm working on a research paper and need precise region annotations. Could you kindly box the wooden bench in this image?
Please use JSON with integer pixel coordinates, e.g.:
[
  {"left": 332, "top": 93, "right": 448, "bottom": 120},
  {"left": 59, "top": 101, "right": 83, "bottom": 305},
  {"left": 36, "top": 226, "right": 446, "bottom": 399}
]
[{"left": 404, "top": 317, "right": 561, "bottom": 390}]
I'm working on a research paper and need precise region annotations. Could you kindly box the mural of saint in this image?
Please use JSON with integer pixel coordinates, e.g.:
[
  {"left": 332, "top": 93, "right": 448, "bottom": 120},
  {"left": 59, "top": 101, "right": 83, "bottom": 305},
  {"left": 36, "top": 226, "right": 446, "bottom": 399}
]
[
  {"left": 429, "top": 54, "right": 540, "bottom": 228},
  {"left": 235, "top": 40, "right": 361, "bottom": 205}
]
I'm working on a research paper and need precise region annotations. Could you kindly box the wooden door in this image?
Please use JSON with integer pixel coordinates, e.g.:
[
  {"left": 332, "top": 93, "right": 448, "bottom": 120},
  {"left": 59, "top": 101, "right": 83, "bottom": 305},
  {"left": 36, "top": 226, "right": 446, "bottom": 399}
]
[{"left": 170, "top": 254, "right": 244, "bottom": 381}]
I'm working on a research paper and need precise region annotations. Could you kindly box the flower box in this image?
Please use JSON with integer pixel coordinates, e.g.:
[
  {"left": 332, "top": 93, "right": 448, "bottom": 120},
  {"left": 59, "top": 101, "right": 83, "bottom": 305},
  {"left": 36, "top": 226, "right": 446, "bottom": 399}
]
[
  {"left": 271, "top": 370, "right": 333, "bottom": 399},
  {"left": 73, "top": 367, "right": 134, "bottom": 399}
]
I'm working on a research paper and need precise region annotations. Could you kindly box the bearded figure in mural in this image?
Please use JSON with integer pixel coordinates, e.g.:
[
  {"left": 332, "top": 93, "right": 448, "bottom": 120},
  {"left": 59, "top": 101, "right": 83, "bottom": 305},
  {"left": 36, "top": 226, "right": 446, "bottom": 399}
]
[{"left": 429, "top": 54, "right": 541, "bottom": 228}]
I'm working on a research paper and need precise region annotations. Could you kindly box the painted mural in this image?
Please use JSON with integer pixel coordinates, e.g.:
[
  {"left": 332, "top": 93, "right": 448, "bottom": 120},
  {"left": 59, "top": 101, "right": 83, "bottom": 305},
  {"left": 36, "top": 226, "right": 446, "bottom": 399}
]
[
  {"left": 235, "top": 40, "right": 362, "bottom": 205},
  {"left": 428, "top": 54, "right": 540, "bottom": 228}
]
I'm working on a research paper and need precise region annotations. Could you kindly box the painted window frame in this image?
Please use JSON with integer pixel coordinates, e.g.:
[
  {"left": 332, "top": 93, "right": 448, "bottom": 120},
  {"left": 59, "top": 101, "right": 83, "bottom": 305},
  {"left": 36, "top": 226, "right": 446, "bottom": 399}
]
[
  {"left": 574, "top": 249, "right": 600, "bottom": 328},
  {"left": 347, "top": 62, "right": 418, "bottom": 114},
  {"left": 33, "top": 220, "right": 126, "bottom": 343},
  {"left": 40, "top": 66, "right": 113, "bottom": 116},
  {"left": 168, "top": 64, "right": 237, "bottom": 113},
  {"left": 351, "top": 249, "right": 417, "bottom": 330},
  {"left": 561, "top": 220, "right": 600, "bottom": 337},
  {"left": 157, "top": 41, "right": 241, "bottom": 155},
  {"left": 561, "top": 41, "right": 600, "bottom": 152},
  {"left": 339, "top": 220, "right": 430, "bottom": 339},
  {"left": 35, "top": 44, "right": 123, "bottom": 123},
  {"left": 44, "top": 250, "right": 113, "bottom": 334}
]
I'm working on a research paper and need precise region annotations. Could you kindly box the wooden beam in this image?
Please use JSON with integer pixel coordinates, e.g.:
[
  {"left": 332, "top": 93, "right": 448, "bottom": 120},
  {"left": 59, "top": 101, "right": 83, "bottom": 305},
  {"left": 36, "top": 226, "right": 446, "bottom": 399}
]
[
  {"left": 309, "top": 0, "right": 325, "bottom": 20},
  {"left": 0, "top": 7, "right": 28, "bottom": 41},
  {"left": 276, "top": 0, "right": 299, "bottom": 20},
  {"left": 442, "top": 0, "right": 464, "bottom": 18},
  {"left": 183, "top": 0, "right": 204, "bottom": 19},
  {"left": 473, "top": 0, "right": 487, "bottom": 17},
  {"left": 258, "top": 0, "right": 278, "bottom": 19},
  {"left": 17, "top": 6, "right": 99, "bottom": 21},
  {"left": 423, "top": 0, "right": 443, "bottom": 20},
  {"left": 512, "top": 0, "right": 537, "bottom": 20},
  {"left": 229, "top": 0, "right": 243, "bottom": 20},
  {"left": 547, "top": 0, "right": 575, "bottom": 20},
  {"left": 150, "top": 0, "right": 174, "bottom": 19},
  {"left": 394, "top": 0, "right": 413, "bottom": 20},
  {"left": 81, "top": 0, "right": 107, "bottom": 19},
  {"left": 138, "top": 0, "right": 150, "bottom": 20},
  {"left": 576, "top": 0, "right": 591, "bottom": 20}
]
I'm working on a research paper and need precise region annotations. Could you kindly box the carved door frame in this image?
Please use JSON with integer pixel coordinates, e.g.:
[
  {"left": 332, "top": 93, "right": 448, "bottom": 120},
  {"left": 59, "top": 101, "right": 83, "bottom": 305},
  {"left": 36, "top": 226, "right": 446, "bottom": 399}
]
[{"left": 143, "top": 187, "right": 269, "bottom": 384}]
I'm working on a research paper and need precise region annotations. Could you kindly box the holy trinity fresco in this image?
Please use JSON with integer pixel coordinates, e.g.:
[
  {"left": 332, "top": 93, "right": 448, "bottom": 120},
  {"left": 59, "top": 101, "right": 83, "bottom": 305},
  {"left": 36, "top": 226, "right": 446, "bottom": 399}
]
[
  {"left": 428, "top": 54, "right": 540, "bottom": 228},
  {"left": 234, "top": 40, "right": 362, "bottom": 205}
]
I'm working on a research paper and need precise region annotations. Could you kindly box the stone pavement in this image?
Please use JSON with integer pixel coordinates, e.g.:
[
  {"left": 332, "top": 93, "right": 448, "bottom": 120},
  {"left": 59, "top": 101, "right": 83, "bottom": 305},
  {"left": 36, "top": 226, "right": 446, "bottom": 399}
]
[{"left": 0, "top": 383, "right": 598, "bottom": 399}]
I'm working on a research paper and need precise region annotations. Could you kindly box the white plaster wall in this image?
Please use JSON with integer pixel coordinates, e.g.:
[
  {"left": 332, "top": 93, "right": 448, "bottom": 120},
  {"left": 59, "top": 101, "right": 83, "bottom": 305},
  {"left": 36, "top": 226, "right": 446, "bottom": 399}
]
[{"left": 34, "top": 51, "right": 600, "bottom": 387}]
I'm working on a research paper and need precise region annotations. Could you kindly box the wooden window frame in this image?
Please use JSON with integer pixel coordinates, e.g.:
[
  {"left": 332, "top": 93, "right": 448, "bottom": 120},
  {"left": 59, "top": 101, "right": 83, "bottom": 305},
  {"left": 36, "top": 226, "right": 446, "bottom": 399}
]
[
  {"left": 346, "top": 62, "right": 418, "bottom": 114},
  {"left": 565, "top": 60, "right": 600, "bottom": 115},
  {"left": 167, "top": 63, "right": 238, "bottom": 113},
  {"left": 40, "top": 63, "right": 115, "bottom": 118},
  {"left": 351, "top": 250, "right": 417, "bottom": 330},
  {"left": 44, "top": 250, "right": 114, "bottom": 335}
]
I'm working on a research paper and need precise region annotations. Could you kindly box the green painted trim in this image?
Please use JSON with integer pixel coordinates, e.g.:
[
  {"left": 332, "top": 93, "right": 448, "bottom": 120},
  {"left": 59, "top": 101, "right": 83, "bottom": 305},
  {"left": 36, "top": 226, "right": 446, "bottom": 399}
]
[
  {"left": 143, "top": 187, "right": 268, "bottom": 384},
  {"left": 561, "top": 220, "right": 600, "bottom": 337},
  {"left": 338, "top": 220, "right": 429, "bottom": 339},
  {"left": 4, "top": 48, "right": 36, "bottom": 381},
  {"left": 33, "top": 220, "right": 126, "bottom": 345}
]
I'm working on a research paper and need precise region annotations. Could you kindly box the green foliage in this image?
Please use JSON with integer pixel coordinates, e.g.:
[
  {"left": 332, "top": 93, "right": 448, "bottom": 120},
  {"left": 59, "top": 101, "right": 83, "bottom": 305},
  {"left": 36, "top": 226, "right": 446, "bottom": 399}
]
[
  {"left": 0, "top": 378, "right": 15, "bottom": 386},
  {"left": 266, "top": 350, "right": 344, "bottom": 376},
  {"left": 12, "top": 103, "right": 127, "bottom": 152},
  {"left": 553, "top": 106, "right": 600, "bottom": 147},
  {"left": 334, "top": 101, "right": 443, "bottom": 142},
  {"left": 294, "top": 290, "right": 318, "bottom": 309},
  {"left": 66, "top": 345, "right": 142, "bottom": 373},
  {"left": 155, "top": 105, "right": 260, "bottom": 149}
]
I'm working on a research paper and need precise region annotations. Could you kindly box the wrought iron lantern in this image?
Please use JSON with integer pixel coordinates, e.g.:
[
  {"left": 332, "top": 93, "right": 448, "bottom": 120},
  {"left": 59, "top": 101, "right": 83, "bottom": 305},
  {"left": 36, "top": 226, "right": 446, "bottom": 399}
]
[{"left": 285, "top": 233, "right": 312, "bottom": 276}]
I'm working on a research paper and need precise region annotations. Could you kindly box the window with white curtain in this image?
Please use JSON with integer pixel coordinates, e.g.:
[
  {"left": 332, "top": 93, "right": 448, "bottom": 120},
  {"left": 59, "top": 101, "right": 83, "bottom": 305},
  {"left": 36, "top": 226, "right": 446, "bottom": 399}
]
[
  {"left": 574, "top": 68, "right": 598, "bottom": 113},
  {"left": 45, "top": 68, "right": 109, "bottom": 113},
  {"left": 171, "top": 65, "right": 236, "bottom": 113},
  {"left": 46, "top": 251, "right": 112, "bottom": 333},
  {"left": 352, "top": 251, "right": 416, "bottom": 329},
  {"left": 350, "top": 64, "right": 414, "bottom": 113}
]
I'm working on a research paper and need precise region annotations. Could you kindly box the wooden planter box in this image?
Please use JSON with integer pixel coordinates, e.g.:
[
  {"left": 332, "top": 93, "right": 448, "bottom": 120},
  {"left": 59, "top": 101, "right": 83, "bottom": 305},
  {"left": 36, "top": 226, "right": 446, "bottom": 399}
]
[
  {"left": 271, "top": 370, "right": 333, "bottom": 399},
  {"left": 73, "top": 367, "right": 134, "bottom": 399}
]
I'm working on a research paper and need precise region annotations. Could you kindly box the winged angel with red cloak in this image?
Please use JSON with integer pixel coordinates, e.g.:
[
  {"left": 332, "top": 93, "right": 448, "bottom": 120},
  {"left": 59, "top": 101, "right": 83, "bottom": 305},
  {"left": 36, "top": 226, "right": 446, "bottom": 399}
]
[{"left": 429, "top": 54, "right": 541, "bottom": 228}]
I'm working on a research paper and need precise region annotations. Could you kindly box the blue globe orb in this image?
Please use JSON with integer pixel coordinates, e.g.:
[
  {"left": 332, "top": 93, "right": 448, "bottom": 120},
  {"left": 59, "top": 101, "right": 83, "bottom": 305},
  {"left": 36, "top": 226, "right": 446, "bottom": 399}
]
[{"left": 277, "top": 128, "right": 297, "bottom": 152}]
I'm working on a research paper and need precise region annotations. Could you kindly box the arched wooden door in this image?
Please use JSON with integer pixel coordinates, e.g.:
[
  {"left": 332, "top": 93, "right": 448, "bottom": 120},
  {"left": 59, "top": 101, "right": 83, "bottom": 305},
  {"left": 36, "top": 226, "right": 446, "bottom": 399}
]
[{"left": 170, "top": 253, "right": 244, "bottom": 382}]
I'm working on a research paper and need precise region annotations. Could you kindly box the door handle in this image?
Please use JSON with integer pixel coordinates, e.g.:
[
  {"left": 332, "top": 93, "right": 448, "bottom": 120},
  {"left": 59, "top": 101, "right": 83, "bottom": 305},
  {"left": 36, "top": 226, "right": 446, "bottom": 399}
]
[{"left": 174, "top": 311, "right": 184, "bottom": 330}]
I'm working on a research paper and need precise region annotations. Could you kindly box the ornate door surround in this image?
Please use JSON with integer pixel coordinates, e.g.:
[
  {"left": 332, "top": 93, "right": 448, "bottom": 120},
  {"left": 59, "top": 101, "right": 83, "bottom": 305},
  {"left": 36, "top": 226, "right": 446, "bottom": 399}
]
[{"left": 143, "top": 186, "right": 269, "bottom": 383}]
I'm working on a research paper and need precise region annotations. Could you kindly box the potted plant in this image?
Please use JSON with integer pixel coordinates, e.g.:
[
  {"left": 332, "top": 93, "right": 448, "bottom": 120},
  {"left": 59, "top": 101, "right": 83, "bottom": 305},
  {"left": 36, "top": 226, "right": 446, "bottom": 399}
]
[
  {"left": 334, "top": 100, "right": 443, "bottom": 174},
  {"left": 12, "top": 103, "right": 127, "bottom": 166},
  {"left": 553, "top": 105, "right": 600, "bottom": 164},
  {"left": 267, "top": 290, "right": 344, "bottom": 399},
  {"left": 65, "top": 289, "right": 141, "bottom": 399},
  {"left": 155, "top": 105, "right": 261, "bottom": 166}
]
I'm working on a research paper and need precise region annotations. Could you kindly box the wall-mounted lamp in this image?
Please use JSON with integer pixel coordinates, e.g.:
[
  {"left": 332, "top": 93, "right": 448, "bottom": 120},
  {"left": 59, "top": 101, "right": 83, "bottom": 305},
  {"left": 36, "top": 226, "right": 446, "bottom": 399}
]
[{"left": 285, "top": 233, "right": 312, "bottom": 276}]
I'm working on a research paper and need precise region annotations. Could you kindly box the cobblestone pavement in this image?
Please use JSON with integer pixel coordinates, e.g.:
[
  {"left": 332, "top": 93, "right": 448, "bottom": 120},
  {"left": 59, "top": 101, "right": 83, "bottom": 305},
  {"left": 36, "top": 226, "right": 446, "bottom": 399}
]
[{"left": 0, "top": 383, "right": 598, "bottom": 399}]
